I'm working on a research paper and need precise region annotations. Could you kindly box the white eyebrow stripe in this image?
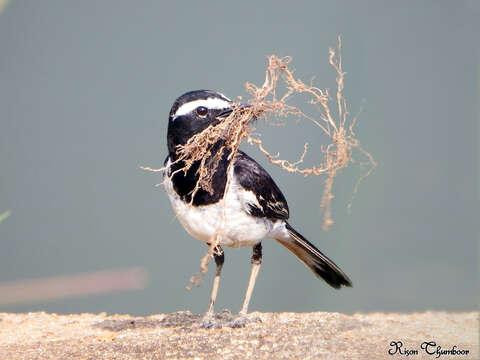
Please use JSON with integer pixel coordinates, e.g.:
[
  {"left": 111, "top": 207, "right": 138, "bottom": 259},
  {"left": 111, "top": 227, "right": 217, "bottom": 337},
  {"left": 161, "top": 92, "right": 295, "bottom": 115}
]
[{"left": 173, "top": 98, "right": 231, "bottom": 119}]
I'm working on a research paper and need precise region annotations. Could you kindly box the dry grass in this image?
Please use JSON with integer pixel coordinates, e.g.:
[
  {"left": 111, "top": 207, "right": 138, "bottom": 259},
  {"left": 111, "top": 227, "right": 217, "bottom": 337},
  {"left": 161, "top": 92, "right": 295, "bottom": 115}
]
[{"left": 173, "top": 37, "right": 375, "bottom": 228}]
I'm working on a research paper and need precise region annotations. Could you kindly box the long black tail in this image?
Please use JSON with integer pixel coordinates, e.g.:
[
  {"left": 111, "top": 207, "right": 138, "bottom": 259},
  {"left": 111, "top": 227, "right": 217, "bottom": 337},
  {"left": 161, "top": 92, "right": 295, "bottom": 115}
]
[{"left": 275, "top": 222, "right": 352, "bottom": 289}]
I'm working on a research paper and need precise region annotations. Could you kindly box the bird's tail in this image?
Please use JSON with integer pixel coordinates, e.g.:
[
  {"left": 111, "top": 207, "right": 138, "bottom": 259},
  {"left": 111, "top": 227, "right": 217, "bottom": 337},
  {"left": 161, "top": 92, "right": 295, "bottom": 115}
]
[{"left": 275, "top": 222, "right": 352, "bottom": 289}]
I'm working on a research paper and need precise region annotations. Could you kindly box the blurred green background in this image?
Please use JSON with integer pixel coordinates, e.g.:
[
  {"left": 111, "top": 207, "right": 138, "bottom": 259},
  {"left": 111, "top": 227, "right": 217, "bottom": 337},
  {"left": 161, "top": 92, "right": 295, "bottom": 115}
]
[{"left": 0, "top": 1, "right": 478, "bottom": 315}]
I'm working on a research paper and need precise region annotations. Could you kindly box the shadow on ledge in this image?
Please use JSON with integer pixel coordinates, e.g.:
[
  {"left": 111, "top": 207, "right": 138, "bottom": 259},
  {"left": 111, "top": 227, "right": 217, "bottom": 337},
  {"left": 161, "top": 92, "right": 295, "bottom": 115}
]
[{"left": 93, "top": 310, "right": 239, "bottom": 331}]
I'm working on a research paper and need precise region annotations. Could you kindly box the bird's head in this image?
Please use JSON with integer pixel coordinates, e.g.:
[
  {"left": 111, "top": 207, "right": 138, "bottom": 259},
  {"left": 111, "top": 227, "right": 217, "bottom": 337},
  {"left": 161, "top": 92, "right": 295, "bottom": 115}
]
[{"left": 167, "top": 90, "right": 235, "bottom": 156}]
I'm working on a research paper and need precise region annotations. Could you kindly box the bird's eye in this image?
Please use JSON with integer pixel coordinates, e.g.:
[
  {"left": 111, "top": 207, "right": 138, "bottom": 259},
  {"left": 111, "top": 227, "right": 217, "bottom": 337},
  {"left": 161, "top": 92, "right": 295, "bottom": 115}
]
[{"left": 196, "top": 106, "right": 208, "bottom": 117}]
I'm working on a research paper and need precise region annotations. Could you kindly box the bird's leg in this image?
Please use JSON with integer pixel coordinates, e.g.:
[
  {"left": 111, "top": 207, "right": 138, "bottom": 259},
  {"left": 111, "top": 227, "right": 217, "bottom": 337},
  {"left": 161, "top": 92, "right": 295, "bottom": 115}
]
[
  {"left": 197, "top": 245, "right": 226, "bottom": 329},
  {"left": 239, "top": 242, "right": 262, "bottom": 316},
  {"left": 226, "top": 243, "right": 263, "bottom": 328},
  {"left": 206, "top": 245, "right": 224, "bottom": 316}
]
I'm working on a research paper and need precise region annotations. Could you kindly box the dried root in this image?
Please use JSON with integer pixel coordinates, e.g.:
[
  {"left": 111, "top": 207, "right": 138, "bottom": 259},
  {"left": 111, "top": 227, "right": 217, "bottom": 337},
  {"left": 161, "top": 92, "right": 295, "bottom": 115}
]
[{"left": 173, "top": 37, "right": 374, "bottom": 229}]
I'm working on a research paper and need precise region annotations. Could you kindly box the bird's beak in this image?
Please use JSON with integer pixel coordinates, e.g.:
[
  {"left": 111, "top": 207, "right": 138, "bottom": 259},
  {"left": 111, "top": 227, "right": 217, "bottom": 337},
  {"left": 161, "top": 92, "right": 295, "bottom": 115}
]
[
  {"left": 217, "top": 108, "right": 233, "bottom": 118},
  {"left": 217, "top": 103, "right": 252, "bottom": 119},
  {"left": 238, "top": 102, "right": 252, "bottom": 109}
]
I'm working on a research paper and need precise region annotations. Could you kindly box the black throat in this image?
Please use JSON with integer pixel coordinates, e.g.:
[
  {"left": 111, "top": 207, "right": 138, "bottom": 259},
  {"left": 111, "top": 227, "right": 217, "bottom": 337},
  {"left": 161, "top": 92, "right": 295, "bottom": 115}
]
[{"left": 168, "top": 140, "right": 230, "bottom": 206}]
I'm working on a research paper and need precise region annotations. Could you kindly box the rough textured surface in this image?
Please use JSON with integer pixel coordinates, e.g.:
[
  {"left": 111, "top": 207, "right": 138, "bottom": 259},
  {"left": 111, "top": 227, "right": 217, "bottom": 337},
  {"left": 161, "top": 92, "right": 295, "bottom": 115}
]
[{"left": 0, "top": 311, "right": 477, "bottom": 359}]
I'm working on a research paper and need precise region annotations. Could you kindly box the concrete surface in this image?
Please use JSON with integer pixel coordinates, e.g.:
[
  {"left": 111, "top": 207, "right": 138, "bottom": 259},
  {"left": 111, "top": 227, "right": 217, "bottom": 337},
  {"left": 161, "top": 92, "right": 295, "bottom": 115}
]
[{"left": 0, "top": 311, "right": 477, "bottom": 359}]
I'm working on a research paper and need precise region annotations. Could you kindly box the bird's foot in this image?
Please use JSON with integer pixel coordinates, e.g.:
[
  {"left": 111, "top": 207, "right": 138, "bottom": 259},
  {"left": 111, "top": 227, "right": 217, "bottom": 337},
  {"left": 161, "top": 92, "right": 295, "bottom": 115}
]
[
  {"left": 185, "top": 309, "right": 234, "bottom": 330},
  {"left": 182, "top": 310, "right": 261, "bottom": 330},
  {"left": 202, "top": 309, "right": 237, "bottom": 329},
  {"left": 225, "top": 313, "right": 262, "bottom": 328}
]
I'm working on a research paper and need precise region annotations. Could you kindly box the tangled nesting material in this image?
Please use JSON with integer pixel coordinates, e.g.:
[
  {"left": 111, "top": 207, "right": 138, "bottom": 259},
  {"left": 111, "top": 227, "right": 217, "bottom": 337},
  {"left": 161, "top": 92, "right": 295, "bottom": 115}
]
[{"left": 172, "top": 38, "right": 375, "bottom": 231}]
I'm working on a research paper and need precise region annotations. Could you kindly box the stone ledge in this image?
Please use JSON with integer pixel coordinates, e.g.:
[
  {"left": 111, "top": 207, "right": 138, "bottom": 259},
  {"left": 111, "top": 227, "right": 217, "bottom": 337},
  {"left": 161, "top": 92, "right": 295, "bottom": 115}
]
[{"left": 0, "top": 311, "right": 477, "bottom": 359}]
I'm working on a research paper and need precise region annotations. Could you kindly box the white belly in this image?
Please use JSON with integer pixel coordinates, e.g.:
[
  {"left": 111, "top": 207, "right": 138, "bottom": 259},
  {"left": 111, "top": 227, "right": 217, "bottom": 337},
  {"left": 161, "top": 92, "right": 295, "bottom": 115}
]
[{"left": 163, "top": 165, "right": 281, "bottom": 248}]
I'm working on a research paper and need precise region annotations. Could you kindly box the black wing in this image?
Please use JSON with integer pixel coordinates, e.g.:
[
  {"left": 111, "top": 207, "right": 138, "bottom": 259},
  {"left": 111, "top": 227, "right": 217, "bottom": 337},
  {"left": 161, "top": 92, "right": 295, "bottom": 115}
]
[{"left": 234, "top": 151, "right": 289, "bottom": 221}]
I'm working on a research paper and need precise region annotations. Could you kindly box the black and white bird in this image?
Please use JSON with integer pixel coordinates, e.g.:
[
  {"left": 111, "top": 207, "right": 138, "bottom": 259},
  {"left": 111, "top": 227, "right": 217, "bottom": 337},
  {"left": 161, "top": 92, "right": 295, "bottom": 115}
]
[{"left": 163, "top": 90, "right": 352, "bottom": 320}]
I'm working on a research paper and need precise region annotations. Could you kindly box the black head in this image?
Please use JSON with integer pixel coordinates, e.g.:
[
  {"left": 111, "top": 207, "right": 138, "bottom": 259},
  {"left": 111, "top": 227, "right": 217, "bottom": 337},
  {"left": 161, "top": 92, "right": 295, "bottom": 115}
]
[{"left": 167, "top": 90, "right": 233, "bottom": 157}]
